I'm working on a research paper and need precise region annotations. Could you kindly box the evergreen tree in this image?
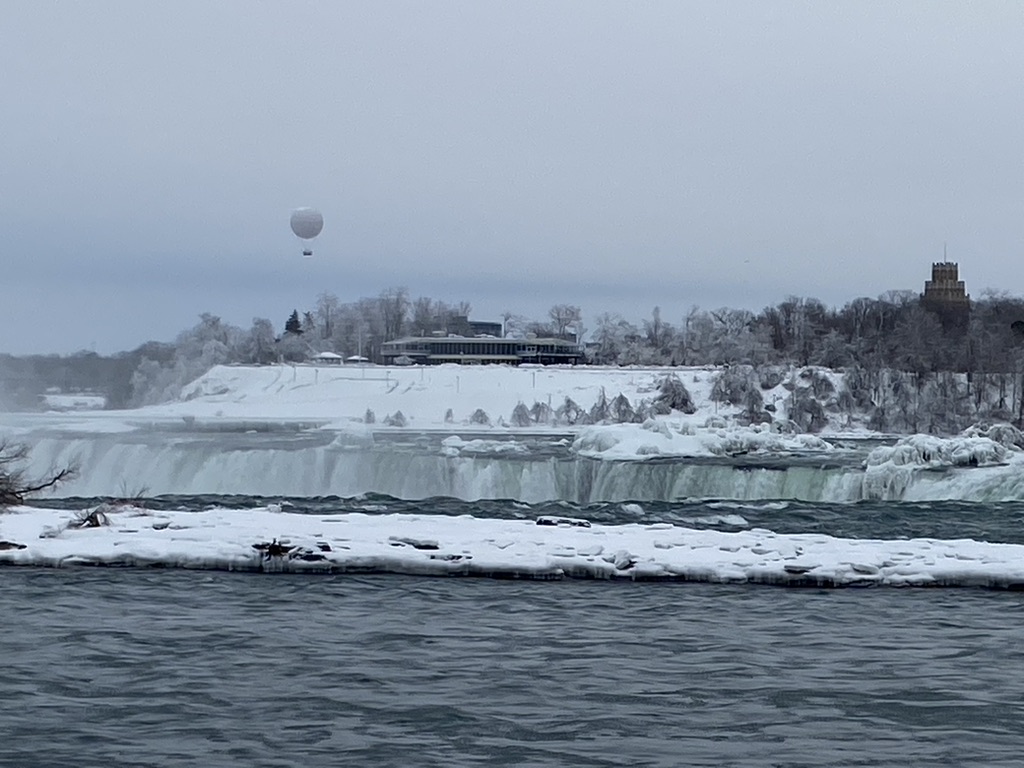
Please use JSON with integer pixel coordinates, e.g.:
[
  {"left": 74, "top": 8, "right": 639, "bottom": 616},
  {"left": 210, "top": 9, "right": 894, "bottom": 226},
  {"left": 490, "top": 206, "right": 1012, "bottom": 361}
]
[{"left": 284, "top": 310, "right": 303, "bottom": 335}]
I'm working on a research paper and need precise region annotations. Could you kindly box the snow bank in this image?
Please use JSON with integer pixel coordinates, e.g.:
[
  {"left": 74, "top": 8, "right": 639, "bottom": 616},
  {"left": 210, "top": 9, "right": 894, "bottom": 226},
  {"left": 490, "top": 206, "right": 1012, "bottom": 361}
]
[
  {"left": 961, "top": 422, "right": 1024, "bottom": 450},
  {"left": 150, "top": 364, "right": 718, "bottom": 428},
  {"left": 866, "top": 434, "right": 1008, "bottom": 470},
  {"left": 440, "top": 436, "right": 529, "bottom": 457},
  {"left": 40, "top": 393, "right": 106, "bottom": 411},
  {"left": 3, "top": 504, "right": 1023, "bottom": 588},
  {"left": 572, "top": 422, "right": 706, "bottom": 459},
  {"left": 862, "top": 433, "right": 1015, "bottom": 500},
  {"left": 572, "top": 422, "right": 835, "bottom": 460},
  {"left": 81, "top": 364, "right": 798, "bottom": 433},
  {"left": 10, "top": 364, "right": 872, "bottom": 445}
]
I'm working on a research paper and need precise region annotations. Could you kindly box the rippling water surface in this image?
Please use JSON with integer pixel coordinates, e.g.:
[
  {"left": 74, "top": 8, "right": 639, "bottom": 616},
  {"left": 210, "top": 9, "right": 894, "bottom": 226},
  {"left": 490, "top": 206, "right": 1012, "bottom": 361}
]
[
  {"left": 5, "top": 566, "right": 1024, "bottom": 767},
  {"left": 38, "top": 493, "right": 1024, "bottom": 544}
]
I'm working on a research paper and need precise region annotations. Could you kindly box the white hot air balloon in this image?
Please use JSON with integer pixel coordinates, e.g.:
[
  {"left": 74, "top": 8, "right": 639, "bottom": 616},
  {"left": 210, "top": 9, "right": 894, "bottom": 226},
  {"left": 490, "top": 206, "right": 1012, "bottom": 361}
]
[{"left": 290, "top": 207, "right": 324, "bottom": 257}]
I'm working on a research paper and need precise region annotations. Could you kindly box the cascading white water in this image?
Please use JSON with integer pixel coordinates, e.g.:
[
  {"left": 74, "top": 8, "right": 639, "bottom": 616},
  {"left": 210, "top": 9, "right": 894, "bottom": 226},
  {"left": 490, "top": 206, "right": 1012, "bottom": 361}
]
[
  {"left": 22, "top": 432, "right": 875, "bottom": 503},
  {"left": 22, "top": 428, "right": 1024, "bottom": 503}
]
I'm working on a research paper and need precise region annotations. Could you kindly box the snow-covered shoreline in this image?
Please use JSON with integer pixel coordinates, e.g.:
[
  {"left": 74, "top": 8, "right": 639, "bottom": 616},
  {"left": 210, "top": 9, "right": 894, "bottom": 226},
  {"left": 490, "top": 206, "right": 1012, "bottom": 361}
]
[{"left": 3, "top": 504, "right": 1024, "bottom": 588}]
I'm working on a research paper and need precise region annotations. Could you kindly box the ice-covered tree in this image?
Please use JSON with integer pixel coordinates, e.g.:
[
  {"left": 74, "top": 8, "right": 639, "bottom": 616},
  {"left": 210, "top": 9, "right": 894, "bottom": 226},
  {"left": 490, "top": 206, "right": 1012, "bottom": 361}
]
[
  {"left": 510, "top": 402, "right": 532, "bottom": 427},
  {"left": 591, "top": 313, "right": 639, "bottom": 364},
  {"left": 130, "top": 314, "right": 242, "bottom": 405},
  {"left": 501, "top": 312, "right": 530, "bottom": 339},
  {"left": 644, "top": 306, "right": 673, "bottom": 355},
  {"left": 654, "top": 374, "right": 697, "bottom": 414},
  {"left": 241, "top": 317, "right": 277, "bottom": 365}
]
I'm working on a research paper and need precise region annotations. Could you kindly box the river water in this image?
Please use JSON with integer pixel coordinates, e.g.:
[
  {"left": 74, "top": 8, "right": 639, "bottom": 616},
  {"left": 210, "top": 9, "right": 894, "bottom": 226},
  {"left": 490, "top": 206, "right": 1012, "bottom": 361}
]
[
  {"left": 4, "top": 522, "right": 1024, "bottom": 767},
  {"left": 6, "top": 419, "right": 1024, "bottom": 764}
]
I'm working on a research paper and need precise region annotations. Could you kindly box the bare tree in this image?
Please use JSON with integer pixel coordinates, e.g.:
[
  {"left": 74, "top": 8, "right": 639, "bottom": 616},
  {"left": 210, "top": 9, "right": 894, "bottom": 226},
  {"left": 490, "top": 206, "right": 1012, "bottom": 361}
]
[
  {"left": 302, "top": 311, "right": 318, "bottom": 338},
  {"left": 0, "top": 440, "right": 77, "bottom": 508},
  {"left": 378, "top": 287, "right": 410, "bottom": 341},
  {"left": 315, "top": 292, "right": 340, "bottom": 341},
  {"left": 411, "top": 297, "right": 439, "bottom": 336},
  {"left": 548, "top": 304, "right": 582, "bottom": 341},
  {"left": 645, "top": 306, "right": 666, "bottom": 350}
]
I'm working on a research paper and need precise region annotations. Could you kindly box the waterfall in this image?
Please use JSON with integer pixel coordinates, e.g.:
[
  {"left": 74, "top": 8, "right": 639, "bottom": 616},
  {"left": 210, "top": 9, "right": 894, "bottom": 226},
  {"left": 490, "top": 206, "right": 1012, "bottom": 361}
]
[
  {"left": 21, "top": 433, "right": 864, "bottom": 503},
  {"left": 21, "top": 430, "right": 1024, "bottom": 503}
]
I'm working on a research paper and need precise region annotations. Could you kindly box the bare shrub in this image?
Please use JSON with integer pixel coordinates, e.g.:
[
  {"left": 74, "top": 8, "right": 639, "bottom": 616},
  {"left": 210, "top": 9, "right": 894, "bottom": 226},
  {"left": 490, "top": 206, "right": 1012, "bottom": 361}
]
[{"left": 0, "top": 440, "right": 77, "bottom": 509}]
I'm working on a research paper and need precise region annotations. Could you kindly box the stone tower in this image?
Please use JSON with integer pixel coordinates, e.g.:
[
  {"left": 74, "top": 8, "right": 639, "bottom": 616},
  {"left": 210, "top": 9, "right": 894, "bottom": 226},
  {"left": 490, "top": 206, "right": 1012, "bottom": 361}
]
[{"left": 921, "top": 261, "right": 970, "bottom": 328}]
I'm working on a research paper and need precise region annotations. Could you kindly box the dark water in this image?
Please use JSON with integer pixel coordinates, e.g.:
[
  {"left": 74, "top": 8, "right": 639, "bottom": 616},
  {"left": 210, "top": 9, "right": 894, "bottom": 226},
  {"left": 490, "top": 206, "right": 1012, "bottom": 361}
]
[
  {"left": 4, "top": 568, "right": 1024, "bottom": 767},
  {"left": 39, "top": 493, "right": 1024, "bottom": 544}
]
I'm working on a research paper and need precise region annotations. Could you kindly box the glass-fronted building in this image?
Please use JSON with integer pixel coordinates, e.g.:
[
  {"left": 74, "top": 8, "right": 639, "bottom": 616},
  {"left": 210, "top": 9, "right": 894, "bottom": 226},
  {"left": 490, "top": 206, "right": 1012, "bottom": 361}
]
[{"left": 380, "top": 336, "right": 581, "bottom": 365}]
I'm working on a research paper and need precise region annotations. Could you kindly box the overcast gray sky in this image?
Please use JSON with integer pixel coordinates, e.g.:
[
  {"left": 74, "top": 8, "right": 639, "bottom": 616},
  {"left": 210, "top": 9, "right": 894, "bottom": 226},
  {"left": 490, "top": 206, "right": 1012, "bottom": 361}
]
[{"left": 3, "top": 1, "right": 1022, "bottom": 354}]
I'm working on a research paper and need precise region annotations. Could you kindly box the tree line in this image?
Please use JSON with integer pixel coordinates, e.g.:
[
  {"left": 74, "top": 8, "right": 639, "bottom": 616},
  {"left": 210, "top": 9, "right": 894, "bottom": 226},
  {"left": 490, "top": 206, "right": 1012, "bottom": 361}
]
[
  {"left": 5, "top": 285, "right": 1024, "bottom": 411},
  {"left": 590, "top": 290, "right": 1024, "bottom": 375}
]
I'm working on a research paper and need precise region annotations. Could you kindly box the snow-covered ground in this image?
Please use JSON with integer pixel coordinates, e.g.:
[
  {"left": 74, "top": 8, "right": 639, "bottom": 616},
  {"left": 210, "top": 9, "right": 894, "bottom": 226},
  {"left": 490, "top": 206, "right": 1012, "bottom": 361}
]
[
  {"left": 158, "top": 363, "right": 741, "bottom": 429},
  {"left": 38, "top": 393, "right": 106, "bottom": 411},
  {"left": 29, "top": 362, "right": 848, "bottom": 459},
  {"left": 2, "top": 503, "right": 1023, "bottom": 588}
]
